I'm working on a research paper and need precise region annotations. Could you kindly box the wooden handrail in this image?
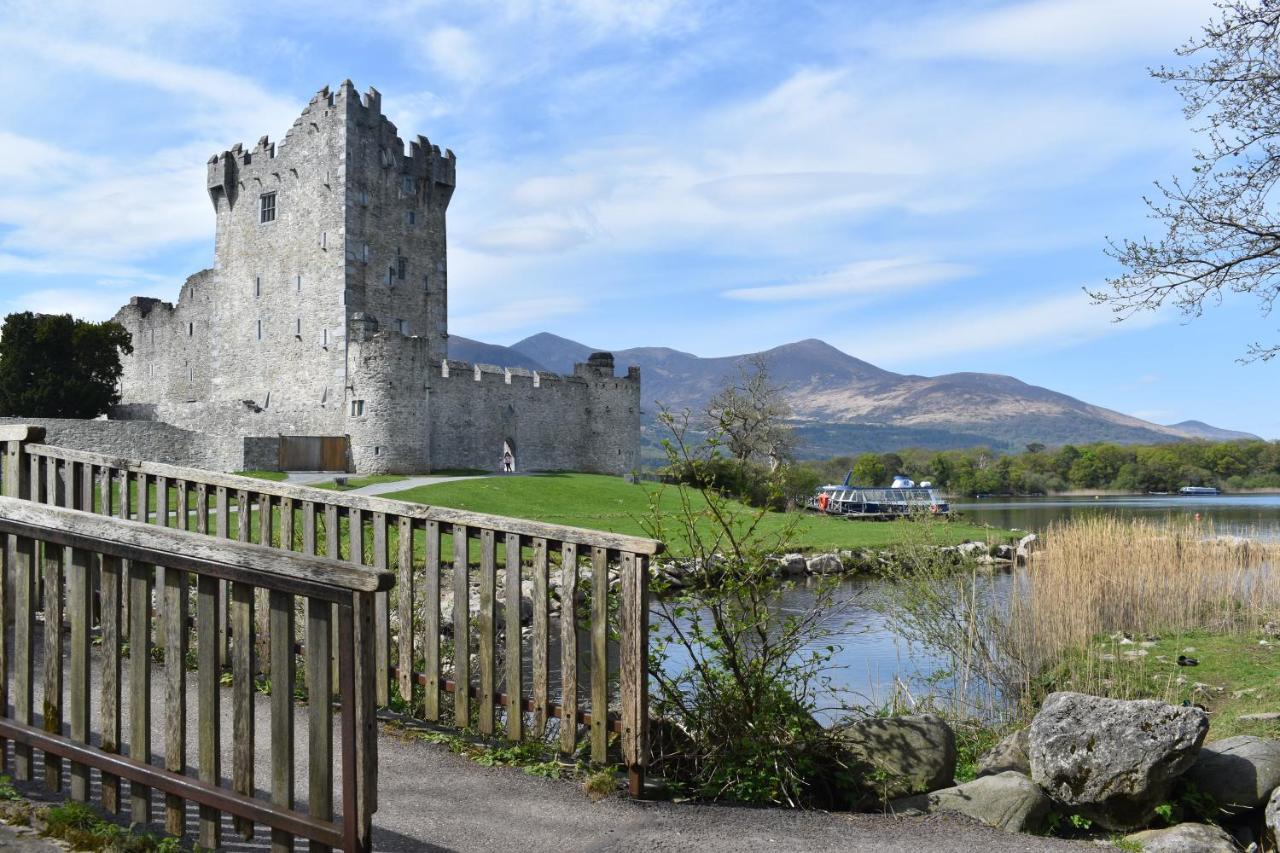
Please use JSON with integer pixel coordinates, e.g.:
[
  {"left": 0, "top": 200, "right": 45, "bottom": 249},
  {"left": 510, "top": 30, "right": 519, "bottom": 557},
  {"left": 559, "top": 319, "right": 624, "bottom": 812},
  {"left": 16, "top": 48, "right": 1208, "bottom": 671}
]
[
  {"left": 0, "top": 497, "right": 393, "bottom": 597},
  {"left": 24, "top": 443, "right": 665, "bottom": 555}
]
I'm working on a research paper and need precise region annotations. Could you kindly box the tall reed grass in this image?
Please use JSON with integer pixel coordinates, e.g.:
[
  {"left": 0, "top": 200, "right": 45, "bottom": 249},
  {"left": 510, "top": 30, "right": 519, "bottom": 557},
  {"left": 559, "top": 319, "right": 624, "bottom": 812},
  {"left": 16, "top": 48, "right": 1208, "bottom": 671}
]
[
  {"left": 880, "top": 515, "right": 1280, "bottom": 720},
  {"left": 1014, "top": 516, "right": 1278, "bottom": 665}
]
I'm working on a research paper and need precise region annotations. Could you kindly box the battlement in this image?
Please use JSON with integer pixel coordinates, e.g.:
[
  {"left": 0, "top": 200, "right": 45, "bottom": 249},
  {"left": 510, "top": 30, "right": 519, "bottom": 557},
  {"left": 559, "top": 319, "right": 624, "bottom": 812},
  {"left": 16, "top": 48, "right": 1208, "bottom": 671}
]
[
  {"left": 435, "top": 355, "right": 641, "bottom": 389},
  {"left": 206, "top": 81, "right": 456, "bottom": 211}
]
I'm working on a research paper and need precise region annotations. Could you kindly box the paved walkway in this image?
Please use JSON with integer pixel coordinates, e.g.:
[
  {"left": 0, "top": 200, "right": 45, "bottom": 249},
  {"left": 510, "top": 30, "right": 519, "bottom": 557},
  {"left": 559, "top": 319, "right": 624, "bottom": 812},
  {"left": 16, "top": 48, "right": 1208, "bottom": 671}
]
[
  {"left": 8, "top": 642, "right": 1085, "bottom": 853},
  {"left": 278, "top": 472, "right": 487, "bottom": 497}
]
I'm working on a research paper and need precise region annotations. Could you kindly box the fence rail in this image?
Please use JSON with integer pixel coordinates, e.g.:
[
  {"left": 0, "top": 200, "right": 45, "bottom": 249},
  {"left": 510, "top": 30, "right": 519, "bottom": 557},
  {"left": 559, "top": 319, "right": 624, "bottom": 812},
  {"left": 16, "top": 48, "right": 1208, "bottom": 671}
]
[
  {"left": 0, "top": 426, "right": 391, "bottom": 851},
  {"left": 3, "top": 426, "right": 661, "bottom": 798}
]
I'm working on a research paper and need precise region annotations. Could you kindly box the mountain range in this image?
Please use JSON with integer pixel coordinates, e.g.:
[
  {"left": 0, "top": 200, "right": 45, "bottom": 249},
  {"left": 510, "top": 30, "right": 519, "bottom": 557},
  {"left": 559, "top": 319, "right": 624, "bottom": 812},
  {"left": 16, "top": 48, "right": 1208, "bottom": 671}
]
[{"left": 449, "top": 333, "right": 1260, "bottom": 459}]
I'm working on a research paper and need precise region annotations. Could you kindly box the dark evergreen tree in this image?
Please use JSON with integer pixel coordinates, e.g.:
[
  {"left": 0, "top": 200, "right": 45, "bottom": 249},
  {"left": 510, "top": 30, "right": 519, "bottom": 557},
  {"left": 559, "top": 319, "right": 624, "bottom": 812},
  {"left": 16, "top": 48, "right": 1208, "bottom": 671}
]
[{"left": 0, "top": 312, "right": 133, "bottom": 418}]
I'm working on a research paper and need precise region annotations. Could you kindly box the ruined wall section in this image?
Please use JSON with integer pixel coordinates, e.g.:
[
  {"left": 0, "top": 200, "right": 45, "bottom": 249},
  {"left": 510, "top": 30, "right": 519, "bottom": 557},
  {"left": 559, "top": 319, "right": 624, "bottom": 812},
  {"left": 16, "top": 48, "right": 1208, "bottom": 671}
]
[
  {"left": 341, "top": 84, "right": 455, "bottom": 376},
  {"left": 425, "top": 354, "right": 640, "bottom": 476},
  {"left": 114, "top": 268, "right": 217, "bottom": 404},
  {"left": 0, "top": 417, "right": 244, "bottom": 471}
]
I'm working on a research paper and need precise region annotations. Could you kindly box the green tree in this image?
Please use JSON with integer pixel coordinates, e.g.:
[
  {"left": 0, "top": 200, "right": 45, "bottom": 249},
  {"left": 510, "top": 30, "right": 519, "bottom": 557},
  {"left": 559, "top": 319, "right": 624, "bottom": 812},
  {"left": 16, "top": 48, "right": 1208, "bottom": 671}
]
[
  {"left": 0, "top": 313, "right": 133, "bottom": 418},
  {"left": 850, "top": 453, "right": 887, "bottom": 486}
]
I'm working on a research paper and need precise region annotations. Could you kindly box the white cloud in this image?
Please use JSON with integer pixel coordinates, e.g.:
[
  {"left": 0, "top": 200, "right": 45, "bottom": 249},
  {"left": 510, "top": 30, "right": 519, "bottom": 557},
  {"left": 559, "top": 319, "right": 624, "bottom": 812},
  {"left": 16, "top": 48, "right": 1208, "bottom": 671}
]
[
  {"left": 423, "top": 26, "right": 491, "bottom": 83},
  {"left": 841, "top": 291, "right": 1166, "bottom": 364},
  {"left": 876, "top": 0, "right": 1214, "bottom": 63},
  {"left": 9, "top": 285, "right": 169, "bottom": 321},
  {"left": 724, "top": 258, "right": 973, "bottom": 303},
  {"left": 510, "top": 174, "right": 603, "bottom": 207},
  {"left": 450, "top": 295, "right": 585, "bottom": 335}
]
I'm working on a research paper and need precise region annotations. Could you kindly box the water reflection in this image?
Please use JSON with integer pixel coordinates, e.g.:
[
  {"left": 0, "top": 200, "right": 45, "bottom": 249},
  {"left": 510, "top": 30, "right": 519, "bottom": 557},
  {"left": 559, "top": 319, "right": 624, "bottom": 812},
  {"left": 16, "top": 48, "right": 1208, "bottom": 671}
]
[{"left": 674, "top": 494, "right": 1280, "bottom": 717}]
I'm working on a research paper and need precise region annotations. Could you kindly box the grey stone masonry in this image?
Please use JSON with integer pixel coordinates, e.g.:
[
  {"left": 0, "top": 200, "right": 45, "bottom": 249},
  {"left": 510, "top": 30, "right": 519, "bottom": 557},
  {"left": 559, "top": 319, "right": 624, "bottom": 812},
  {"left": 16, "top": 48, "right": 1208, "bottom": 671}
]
[{"left": 110, "top": 82, "right": 640, "bottom": 475}]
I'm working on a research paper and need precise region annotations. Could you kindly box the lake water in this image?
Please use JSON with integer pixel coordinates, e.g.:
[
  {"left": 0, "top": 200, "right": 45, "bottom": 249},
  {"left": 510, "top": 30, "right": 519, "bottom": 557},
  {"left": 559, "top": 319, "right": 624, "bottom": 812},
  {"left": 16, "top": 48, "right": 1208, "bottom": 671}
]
[{"left": 737, "top": 493, "right": 1280, "bottom": 719}]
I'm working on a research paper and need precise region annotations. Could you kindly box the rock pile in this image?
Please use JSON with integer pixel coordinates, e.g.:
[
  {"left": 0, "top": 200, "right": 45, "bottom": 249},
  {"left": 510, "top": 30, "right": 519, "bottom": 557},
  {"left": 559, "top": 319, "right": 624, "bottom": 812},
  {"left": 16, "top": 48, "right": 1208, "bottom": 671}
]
[{"left": 856, "top": 691, "right": 1280, "bottom": 846}]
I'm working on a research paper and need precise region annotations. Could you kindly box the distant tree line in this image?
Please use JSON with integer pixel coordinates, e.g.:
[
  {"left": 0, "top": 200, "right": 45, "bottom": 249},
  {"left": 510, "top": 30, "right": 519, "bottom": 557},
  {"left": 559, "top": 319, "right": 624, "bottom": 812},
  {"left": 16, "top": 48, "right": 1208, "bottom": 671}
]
[{"left": 808, "top": 440, "right": 1280, "bottom": 496}]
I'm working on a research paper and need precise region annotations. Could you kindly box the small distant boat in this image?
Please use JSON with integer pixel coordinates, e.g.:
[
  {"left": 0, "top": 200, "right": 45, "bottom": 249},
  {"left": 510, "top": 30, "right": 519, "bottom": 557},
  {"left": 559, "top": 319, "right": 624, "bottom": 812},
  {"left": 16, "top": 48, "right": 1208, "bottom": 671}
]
[
  {"left": 1178, "top": 486, "right": 1221, "bottom": 496},
  {"left": 809, "top": 472, "right": 949, "bottom": 518}
]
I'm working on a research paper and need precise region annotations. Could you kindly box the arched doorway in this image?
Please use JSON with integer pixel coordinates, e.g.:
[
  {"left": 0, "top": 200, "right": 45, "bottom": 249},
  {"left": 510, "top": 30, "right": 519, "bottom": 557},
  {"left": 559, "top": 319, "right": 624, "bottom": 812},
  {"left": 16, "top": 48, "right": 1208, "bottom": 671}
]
[{"left": 502, "top": 439, "right": 516, "bottom": 473}]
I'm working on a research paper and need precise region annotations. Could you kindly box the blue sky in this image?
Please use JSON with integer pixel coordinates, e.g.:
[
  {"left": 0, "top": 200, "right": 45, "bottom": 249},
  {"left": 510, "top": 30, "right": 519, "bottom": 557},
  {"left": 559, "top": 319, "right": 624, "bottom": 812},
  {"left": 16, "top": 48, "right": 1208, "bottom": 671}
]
[{"left": 0, "top": 0, "right": 1273, "bottom": 437}]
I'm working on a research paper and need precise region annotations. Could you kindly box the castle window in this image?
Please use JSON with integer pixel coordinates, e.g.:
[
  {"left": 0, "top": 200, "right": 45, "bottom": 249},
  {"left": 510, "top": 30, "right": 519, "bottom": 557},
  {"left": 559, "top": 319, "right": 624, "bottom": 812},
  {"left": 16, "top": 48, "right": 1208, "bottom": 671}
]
[
  {"left": 351, "top": 399, "right": 365, "bottom": 417},
  {"left": 387, "top": 266, "right": 395, "bottom": 286},
  {"left": 423, "top": 274, "right": 430, "bottom": 292},
  {"left": 264, "top": 391, "right": 271, "bottom": 409},
  {"left": 256, "top": 319, "right": 263, "bottom": 341},
  {"left": 397, "top": 319, "right": 409, "bottom": 335},
  {"left": 403, "top": 175, "right": 414, "bottom": 193},
  {"left": 374, "top": 445, "right": 382, "bottom": 456},
  {"left": 254, "top": 276, "right": 261, "bottom": 297},
  {"left": 187, "top": 322, "right": 193, "bottom": 336},
  {"left": 406, "top": 210, "right": 416, "bottom": 226},
  {"left": 320, "top": 231, "right": 327, "bottom": 249},
  {"left": 260, "top": 192, "right": 276, "bottom": 223},
  {"left": 296, "top": 274, "right": 302, "bottom": 292},
  {"left": 188, "top": 367, "right": 193, "bottom": 383},
  {"left": 295, "top": 318, "right": 302, "bottom": 338},
  {"left": 322, "top": 328, "right": 329, "bottom": 348},
  {"left": 397, "top": 257, "right": 407, "bottom": 280},
  {"left": 362, "top": 243, "right": 370, "bottom": 262}
]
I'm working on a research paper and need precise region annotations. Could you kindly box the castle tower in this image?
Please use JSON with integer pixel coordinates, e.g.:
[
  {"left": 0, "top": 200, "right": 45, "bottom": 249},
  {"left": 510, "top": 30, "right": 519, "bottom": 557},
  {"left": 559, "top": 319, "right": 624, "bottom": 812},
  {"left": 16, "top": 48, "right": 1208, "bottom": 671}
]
[{"left": 111, "top": 82, "right": 639, "bottom": 477}]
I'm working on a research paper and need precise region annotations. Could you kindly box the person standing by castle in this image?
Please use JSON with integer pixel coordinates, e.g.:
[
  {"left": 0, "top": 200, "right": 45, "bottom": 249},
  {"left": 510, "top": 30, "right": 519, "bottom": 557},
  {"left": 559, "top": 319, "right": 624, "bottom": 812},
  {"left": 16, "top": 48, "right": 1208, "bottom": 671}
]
[{"left": 502, "top": 450, "right": 514, "bottom": 473}]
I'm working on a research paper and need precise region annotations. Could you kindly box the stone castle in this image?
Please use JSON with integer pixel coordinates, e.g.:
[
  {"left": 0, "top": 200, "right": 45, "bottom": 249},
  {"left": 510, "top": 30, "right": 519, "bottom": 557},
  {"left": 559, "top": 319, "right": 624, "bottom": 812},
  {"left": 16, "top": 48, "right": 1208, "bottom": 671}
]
[{"left": 109, "top": 81, "right": 640, "bottom": 475}]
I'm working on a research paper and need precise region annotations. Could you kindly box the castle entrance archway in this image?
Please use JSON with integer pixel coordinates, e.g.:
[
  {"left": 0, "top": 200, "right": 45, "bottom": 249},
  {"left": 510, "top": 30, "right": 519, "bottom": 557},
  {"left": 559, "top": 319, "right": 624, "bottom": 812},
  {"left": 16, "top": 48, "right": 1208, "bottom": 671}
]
[{"left": 502, "top": 439, "right": 516, "bottom": 473}]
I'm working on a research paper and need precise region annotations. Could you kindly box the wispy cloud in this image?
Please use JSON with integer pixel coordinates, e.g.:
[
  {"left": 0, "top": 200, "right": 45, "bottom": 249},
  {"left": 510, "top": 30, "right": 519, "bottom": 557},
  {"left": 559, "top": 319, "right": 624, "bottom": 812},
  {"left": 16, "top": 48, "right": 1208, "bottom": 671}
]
[
  {"left": 841, "top": 291, "right": 1166, "bottom": 364},
  {"left": 724, "top": 258, "right": 972, "bottom": 303}
]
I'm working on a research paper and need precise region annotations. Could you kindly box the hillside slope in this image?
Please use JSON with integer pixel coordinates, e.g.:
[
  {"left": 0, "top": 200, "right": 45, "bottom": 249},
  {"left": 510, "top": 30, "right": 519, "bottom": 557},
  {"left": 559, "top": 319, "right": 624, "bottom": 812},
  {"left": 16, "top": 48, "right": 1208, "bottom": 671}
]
[{"left": 446, "top": 334, "right": 1257, "bottom": 455}]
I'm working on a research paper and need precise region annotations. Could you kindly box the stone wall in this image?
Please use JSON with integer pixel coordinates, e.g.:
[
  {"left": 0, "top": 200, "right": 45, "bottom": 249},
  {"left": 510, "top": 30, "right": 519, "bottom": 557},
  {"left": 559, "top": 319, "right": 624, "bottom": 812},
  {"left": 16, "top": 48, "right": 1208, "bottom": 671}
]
[
  {"left": 425, "top": 353, "right": 640, "bottom": 476},
  {"left": 0, "top": 418, "right": 243, "bottom": 471}
]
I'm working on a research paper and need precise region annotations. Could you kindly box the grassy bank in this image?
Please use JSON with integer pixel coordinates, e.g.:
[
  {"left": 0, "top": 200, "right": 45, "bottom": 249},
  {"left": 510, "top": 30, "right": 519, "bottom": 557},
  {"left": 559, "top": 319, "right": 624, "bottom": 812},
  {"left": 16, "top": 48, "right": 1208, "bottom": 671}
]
[
  {"left": 382, "top": 472, "right": 1010, "bottom": 554},
  {"left": 312, "top": 474, "right": 407, "bottom": 492}
]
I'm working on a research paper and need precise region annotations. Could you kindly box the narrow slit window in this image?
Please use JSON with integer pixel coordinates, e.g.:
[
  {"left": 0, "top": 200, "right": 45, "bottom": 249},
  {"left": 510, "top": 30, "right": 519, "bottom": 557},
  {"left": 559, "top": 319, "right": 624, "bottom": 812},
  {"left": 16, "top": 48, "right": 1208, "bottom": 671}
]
[
  {"left": 322, "top": 327, "right": 329, "bottom": 348},
  {"left": 259, "top": 192, "right": 276, "bottom": 223},
  {"left": 295, "top": 318, "right": 302, "bottom": 337},
  {"left": 254, "top": 276, "right": 261, "bottom": 297},
  {"left": 407, "top": 210, "right": 416, "bottom": 225},
  {"left": 320, "top": 231, "right": 327, "bottom": 249},
  {"left": 256, "top": 319, "right": 262, "bottom": 341},
  {"left": 296, "top": 274, "right": 302, "bottom": 292},
  {"left": 188, "top": 366, "right": 193, "bottom": 383},
  {"left": 397, "top": 257, "right": 407, "bottom": 280},
  {"left": 187, "top": 322, "right": 193, "bottom": 336},
  {"left": 423, "top": 274, "right": 430, "bottom": 292},
  {"left": 388, "top": 266, "right": 395, "bottom": 286}
]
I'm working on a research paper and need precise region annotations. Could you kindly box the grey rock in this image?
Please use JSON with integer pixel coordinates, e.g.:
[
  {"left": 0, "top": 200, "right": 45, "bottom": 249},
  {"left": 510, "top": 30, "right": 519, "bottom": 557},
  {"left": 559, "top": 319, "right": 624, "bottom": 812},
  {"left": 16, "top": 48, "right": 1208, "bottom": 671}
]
[
  {"left": 976, "top": 729, "right": 1030, "bottom": 778},
  {"left": 1016, "top": 533, "right": 1038, "bottom": 564},
  {"left": 1238, "top": 711, "right": 1280, "bottom": 722},
  {"left": 955, "top": 541, "right": 987, "bottom": 556},
  {"left": 994, "top": 544, "right": 1015, "bottom": 561},
  {"left": 805, "top": 553, "right": 844, "bottom": 574},
  {"left": 1124, "top": 823, "right": 1236, "bottom": 852},
  {"left": 1265, "top": 784, "right": 1279, "bottom": 848},
  {"left": 777, "top": 553, "right": 808, "bottom": 577},
  {"left": 834, "top": 714, "right": 956, "bottom": 799},
  {"left": 1029, "top": 692, "right": 1208, "bottom": 831},
  {"left": 890, "top": 771, "right": 1050, "bottom": 833},
  {"left": 1183, "top": 735, "right": 1280, "bottom": 815}
]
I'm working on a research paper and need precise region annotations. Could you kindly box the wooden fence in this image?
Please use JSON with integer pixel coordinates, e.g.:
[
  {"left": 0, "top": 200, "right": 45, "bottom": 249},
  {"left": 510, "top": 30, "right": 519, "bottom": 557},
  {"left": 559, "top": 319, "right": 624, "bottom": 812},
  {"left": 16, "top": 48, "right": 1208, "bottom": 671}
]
[
  {"left": 0, "top": 426, "right": 390, "bottom": 852},
  {"left": 4, "top": 426, "right": 662, "bottom": 797}
]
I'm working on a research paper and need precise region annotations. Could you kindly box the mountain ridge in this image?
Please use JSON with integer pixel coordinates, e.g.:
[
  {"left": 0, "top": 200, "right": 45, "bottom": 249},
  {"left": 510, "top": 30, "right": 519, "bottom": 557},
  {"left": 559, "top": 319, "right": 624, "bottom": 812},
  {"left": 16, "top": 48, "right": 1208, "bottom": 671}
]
[{"left": 445, "top": 333, "right": 1261, "bottom": 456}]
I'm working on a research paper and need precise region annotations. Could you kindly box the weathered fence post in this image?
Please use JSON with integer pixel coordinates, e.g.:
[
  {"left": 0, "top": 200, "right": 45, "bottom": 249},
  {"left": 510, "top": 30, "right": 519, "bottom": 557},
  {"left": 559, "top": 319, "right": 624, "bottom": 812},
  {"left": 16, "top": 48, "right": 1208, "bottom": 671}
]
[{"left": 1, "top": 425, "right": 42, "bottom": 779}]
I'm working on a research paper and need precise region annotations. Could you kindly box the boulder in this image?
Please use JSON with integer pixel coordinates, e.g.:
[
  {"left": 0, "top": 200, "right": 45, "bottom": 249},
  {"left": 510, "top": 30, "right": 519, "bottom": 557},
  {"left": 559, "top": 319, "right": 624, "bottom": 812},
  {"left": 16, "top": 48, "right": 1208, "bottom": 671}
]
[
  {"left": 1029, "top": 692, "right": 1208, "bottom": 830},
  {"left": 1016, "top": 533, "right": 1038, "bottom": 564},
  {"left": 994, "top": 543, "right": 1015, "bottom": 561},
  {"left": 1266, "top": 786, "right": 1279, "bottom": 848},
  {"left": 777, "top": 553, "right": 808, "bottom": 577},
  {"left": 955, "top": 541, "right": 987, "bottom": 557},
  {"left": 976, "top": 728, "right": 1030, "bottom": 778},
  {"left": 1182, "top": 735, "right": 1280, "bottom": 815},
  {"left": 805, "top": 553, "right": 843, "bottom": 574},
  {"left": 890, "top": 771, "right": 1050, "bottom": 833},
  {"left": 833, "top": 714, "right": 956, "bottom": 800},
  {"left": 1123, "top": 823, "right": 1236, "bottom": 852}
]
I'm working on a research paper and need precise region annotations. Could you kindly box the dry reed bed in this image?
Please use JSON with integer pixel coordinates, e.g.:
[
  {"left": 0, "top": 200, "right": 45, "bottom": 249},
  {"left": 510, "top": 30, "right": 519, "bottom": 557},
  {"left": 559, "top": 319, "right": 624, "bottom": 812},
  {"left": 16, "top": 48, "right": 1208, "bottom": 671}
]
[{"left": 1012, "top": 516, "right": 1280, "bottom": 672}]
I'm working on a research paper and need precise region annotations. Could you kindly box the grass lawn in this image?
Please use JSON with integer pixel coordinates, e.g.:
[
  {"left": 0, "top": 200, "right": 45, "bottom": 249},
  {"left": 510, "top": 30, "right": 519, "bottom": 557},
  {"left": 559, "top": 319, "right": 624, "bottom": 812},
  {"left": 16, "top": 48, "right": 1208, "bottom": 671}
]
[
  {"left": 313, "top": 474, "right": 408, "bottom": 492},
  {"left": 234, "top": 470, "right": 288, "bottom": 481},
  {"left": 1046, "top": 629, "right": 1280, "bottom": 742},
  {"left": 381, "top": 472, "right": 1010, "bottom": 554}
]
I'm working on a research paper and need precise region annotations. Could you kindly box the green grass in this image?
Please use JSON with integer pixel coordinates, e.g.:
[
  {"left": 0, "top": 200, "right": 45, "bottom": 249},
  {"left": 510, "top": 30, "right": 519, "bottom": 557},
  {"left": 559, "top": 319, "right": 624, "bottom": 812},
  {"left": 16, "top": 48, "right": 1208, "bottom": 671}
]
[
  {"left": 313, "top": 474, "right": 408, "bottom": 492},
  {"left": 381, "top": 473, "right": 1009, "bottom": 553},
  {"left": 234, "top": 470, "right": 288, "bottom": 481},
  {"left": 1041, "top": 628, "right": 1280, "bottom": 742}
]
